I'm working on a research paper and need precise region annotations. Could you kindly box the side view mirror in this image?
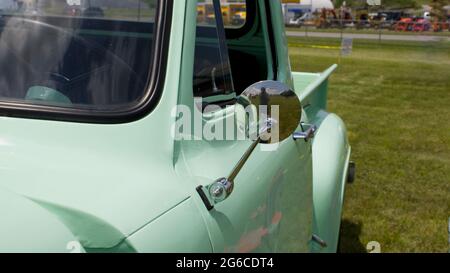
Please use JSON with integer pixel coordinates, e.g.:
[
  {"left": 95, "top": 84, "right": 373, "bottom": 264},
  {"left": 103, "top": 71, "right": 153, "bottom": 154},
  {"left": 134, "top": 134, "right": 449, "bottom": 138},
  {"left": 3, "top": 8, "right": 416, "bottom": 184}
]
[
  {"left": 197, "top": 81, "right": 303, "bottom": 210},
  {"left": 239, "top": 80, "right": 302, "bottom": 144}
]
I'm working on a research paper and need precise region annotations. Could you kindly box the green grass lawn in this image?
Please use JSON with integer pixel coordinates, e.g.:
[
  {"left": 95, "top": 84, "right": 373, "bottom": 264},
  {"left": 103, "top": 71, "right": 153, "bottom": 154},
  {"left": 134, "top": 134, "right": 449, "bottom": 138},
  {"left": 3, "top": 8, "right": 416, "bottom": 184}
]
[
  {"left": 286, "top": 27, "right": 450, "bottom": 37},
  {"left": 288, "top": 37, "right": 450, "bottom": 252}
]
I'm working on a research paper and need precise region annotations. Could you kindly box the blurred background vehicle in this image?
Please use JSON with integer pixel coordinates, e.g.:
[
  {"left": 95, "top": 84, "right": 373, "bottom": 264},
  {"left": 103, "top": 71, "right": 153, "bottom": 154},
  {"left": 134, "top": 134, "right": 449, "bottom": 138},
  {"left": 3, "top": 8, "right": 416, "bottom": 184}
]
[
  {"left": 395, "top": 17, "right": 414, "bottom": 31},
  {"left": 287, "top": 12, "right": 315, "bottom": 27},
  {"left": 413, "top": 18, "right": 431, "bottom": 32},
  {"left": 281, "top": 0, "right": 450, "bottom": 33}
]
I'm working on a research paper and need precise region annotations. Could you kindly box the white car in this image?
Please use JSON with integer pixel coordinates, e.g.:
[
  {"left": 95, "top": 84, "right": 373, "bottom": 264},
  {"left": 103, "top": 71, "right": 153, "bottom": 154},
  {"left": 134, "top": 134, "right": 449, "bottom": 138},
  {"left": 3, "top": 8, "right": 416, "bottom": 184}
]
[{"left": 288, "top": 13, "right": 314, "bottom": 27}]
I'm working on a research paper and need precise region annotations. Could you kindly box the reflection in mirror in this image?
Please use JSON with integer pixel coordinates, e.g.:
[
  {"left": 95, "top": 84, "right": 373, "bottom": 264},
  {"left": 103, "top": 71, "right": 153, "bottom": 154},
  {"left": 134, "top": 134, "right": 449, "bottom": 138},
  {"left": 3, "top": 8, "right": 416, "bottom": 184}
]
[{"left": 239, "top": 81, "right": 302, "bottom": 144}]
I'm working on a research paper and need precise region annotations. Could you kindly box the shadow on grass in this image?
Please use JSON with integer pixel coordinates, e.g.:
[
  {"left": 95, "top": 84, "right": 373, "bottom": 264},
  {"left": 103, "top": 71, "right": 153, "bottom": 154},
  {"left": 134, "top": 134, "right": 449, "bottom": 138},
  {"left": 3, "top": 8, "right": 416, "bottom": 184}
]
[{"left": 339, "top": 219, "right": 367, "bottom": 253}]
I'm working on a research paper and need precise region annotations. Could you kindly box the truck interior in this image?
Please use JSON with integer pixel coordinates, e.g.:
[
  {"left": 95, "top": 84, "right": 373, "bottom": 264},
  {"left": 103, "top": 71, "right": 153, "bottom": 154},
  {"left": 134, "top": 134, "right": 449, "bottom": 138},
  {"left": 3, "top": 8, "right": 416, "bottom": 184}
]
[
  {"left": 0, "top": 0, "right": 157, "bottom": 110},
  {"left": 0, "top": 17, "right": 154, "bottom": 107},
  {"left": 193, "top": 0, "right": 272, "bottom": 100}
]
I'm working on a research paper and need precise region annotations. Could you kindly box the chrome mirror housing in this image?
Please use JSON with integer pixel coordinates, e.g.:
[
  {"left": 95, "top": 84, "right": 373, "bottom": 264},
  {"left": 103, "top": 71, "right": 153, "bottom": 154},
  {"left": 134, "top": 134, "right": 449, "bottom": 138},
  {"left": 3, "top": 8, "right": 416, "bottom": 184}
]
[
  {"left": 239, "top": 80, "right": 302, "bottom": 143},
  {"left": 197, "top": 81, "right": 303, "bottom": 210}
]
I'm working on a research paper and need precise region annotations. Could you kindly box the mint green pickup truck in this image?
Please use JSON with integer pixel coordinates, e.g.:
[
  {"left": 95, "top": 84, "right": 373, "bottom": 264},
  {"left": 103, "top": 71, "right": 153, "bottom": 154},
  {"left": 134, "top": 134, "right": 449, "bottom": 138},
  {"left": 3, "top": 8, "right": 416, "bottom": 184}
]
[{"left": 0, "top": 0, "right": 353, "bottom": 253}]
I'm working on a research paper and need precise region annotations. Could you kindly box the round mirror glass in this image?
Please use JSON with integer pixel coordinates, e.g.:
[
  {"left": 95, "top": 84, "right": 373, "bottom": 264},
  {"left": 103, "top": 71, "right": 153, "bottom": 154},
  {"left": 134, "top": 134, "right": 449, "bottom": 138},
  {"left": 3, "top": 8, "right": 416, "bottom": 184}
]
[{"left": 238, "top": 81, "right": 302, "bottom": 143}]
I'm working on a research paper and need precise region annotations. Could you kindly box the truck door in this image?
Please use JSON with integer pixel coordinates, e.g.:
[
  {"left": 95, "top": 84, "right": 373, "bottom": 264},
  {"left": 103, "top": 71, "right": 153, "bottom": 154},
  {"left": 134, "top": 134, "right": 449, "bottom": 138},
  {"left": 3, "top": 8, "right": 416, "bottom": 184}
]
[{"left": 176, "top": 0, "right": 313, "bottom": 252}]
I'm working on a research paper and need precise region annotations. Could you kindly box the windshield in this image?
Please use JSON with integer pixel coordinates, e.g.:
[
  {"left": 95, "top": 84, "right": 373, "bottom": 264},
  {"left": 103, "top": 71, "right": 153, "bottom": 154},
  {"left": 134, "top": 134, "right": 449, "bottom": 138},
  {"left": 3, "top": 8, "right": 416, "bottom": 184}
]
[{"left": 0, "top": 0, "right": 158, "bottom": 111}]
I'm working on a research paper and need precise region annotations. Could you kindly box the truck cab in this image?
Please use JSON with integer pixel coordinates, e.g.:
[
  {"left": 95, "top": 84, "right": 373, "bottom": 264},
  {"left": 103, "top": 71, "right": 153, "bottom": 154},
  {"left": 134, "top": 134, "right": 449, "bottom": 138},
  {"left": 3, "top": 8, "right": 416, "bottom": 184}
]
[{"left": 0, "top": 0, "right": 352, "bottom": 253}]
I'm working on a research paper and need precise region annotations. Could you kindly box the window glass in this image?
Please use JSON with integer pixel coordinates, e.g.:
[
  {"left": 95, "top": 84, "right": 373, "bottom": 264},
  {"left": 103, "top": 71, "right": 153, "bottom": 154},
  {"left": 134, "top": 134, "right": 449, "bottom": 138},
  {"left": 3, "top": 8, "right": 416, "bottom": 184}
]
[
  {"left": 197, "top": 0, "right": 246, "bottom": 28},
  {"left": 194, "top": 0, "right": 234, "bottom": 99},
  {"left": 0, "top": 0, "right": 158, "bottom": 111},
  {"left": 15, "top": 0, "right": 157, "bottom": 21}
]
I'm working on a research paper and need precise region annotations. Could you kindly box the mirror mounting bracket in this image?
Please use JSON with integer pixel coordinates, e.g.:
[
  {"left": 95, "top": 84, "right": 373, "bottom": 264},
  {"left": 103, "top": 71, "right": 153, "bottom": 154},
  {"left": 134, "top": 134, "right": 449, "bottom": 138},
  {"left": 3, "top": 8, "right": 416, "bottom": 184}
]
[
  {"left": 197, "top": 135, "right": 262, "bottom": 211},
  {"left": 293, "top": 123, "right": 317, "bottom": 142}
]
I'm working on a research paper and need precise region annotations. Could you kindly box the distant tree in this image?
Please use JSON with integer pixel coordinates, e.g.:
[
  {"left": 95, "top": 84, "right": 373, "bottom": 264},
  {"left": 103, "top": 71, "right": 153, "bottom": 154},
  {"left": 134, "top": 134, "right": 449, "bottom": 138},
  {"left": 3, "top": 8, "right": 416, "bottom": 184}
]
[{"left": 429, "top": 0, "right": 447, "bottom": 20}]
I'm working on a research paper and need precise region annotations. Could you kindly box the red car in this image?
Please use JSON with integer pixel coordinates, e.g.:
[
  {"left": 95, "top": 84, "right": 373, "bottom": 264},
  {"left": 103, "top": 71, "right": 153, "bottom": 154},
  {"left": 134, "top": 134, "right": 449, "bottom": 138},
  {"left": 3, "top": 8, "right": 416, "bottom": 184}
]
[{"left": 395, "top": 18, "right": 413, "bottom": 31}]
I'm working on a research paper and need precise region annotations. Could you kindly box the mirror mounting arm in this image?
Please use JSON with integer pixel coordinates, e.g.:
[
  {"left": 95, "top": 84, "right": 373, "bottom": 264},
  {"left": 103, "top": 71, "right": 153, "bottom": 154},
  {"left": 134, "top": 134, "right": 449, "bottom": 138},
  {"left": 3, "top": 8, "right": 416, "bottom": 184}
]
[
  {"left": 197, "top": 136, "right": 262, "bottom": 211},
  {"left": 228, "top": 137, "right": 261, "bottom": 182}
]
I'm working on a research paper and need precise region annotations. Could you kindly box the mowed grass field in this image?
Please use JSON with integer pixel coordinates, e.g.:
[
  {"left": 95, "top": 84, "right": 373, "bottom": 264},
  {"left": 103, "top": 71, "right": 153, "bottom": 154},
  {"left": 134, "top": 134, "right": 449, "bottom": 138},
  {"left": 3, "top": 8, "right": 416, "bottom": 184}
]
[
  {"left": 285, "top": 27, "right": 450, "bottom": 37},
  {"left": 288, "top": 37, "right": 450, "bottom": 252}
]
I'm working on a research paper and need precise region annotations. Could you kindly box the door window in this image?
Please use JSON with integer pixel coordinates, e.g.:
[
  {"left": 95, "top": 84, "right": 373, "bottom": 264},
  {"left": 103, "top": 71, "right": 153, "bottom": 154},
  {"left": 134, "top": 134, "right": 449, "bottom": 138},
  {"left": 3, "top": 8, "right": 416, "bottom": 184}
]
[
  {"left": 0, "top": 0, "right": 165, "bottom": 120},
  {"left": 193, "top": 0, "right": 234, "bottom": 100}
]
